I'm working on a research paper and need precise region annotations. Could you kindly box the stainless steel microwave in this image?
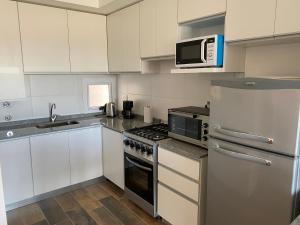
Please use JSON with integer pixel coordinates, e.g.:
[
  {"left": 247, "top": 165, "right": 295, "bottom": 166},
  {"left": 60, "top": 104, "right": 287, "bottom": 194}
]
[
  {"left": 168, "top": 106, "right": 209, "bottom": 149},
  {"left": 176, "top": 34, "right": 224, "bottom": 68}
]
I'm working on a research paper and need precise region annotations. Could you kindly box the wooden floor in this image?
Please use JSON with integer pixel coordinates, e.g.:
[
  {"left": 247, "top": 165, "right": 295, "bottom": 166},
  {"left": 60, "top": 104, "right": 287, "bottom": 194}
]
[{"left": 6, "top": 179, "right": 165, "bottom": 225}]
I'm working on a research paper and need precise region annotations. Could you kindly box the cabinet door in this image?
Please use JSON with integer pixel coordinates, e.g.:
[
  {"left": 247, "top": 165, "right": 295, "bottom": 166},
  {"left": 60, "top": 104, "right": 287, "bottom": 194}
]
[
  {"left": 121, "top": 4, "right": 141, "bottom": 72},
  {"left": 18, "top": 3, "right": 70, "bottom": 73},
  {"left": 69, "top": 127, "right": 103, "bottom": 185},
  {"left": 68, "top": 11, "right": 108, "bottom": 72},
  {"left": 140, "top": 0, "right": 156, "bottom": 58},
  {"left": 275, "top": 0, "right": 300, "bottom": 36},
  {"left": 30, "top": 133, "right": 70, "bottom": 195},
  {"left": 0, "top": 0, "right": 25, "bottom": 100},
  {"left": 178, "top": 0, "right": 226, "bottom": 24},
  {"left": 107, "top": 10, "right": 123, "bottom": 72},
  {"left": 156, "top": 0, "right": 177, "bottom": 57},
  {"left": 158, "top": 183, "right": 198, "bottom": 225},
  {"left": 225, "top": 0, "right": 277, "bottom": 42},
  {"left": 0, "top": 138, "right": 33, "bottom": 205},
  {"left": 102, "top": 127, "right": 124, "bottom": 189}
]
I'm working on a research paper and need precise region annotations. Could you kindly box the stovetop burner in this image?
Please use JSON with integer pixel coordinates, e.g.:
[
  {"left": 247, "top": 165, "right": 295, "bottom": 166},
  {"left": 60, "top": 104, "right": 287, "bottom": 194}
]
[{"left": 127, "top": 124, "right": 169, "bottom": 141}]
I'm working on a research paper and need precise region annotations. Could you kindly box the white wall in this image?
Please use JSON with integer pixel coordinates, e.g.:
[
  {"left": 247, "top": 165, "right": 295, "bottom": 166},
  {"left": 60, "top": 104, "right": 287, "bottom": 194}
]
[
  {"left": 245, "top": 42, "right": 300, "bottom": 77},
  {"left": 117, "top": 61, "right": 237, "bottom": 121},
  {"left": 0, "top": 74, "right": 117, "bottom": 122}
]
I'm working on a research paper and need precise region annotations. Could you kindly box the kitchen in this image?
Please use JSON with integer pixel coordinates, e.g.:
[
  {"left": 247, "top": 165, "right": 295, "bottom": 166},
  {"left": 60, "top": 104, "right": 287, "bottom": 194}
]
[{"left": 1, "top": 0, "right": 300, "bottom": 225}]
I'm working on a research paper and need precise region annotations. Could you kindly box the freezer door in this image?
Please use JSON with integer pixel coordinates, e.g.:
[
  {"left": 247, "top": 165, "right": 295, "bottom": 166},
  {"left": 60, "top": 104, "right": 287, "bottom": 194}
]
[
  {"left": 207, "top": 138, "right": 296, "bottom": 225},
  {"left": 210, "top": 83, "right": 300, "bottom": 156}
]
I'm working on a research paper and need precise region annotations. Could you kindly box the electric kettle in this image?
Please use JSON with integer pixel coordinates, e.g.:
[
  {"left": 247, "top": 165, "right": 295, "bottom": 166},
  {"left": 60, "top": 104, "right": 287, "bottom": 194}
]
[{"left": 106, "top": 102, "right": 116, "bottom": 117}]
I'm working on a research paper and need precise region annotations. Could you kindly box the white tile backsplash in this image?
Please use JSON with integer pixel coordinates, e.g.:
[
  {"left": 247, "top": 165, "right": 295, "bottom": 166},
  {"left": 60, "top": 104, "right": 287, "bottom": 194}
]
[
  {"left": 118, "top": 62, "right": 237, "bottom": 121},
  {"left": 0, "top": 74, "right": 117, "bottom": 122}
]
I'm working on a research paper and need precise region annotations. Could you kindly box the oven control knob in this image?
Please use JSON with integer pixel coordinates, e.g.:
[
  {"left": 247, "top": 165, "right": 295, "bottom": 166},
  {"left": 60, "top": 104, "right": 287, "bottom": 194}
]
[
  {"left": 129, "top": 141, "right": 135, "bottom": 148},
  {"left": 203, "top": 123, "right": 209, "bottom": 128},
  {"left": 141, "top": 146, "right": 147, "bottom": 153},
  {"left": 203, "top": 136, "right": 208, "bottom": 141},
  {"left": 203, "top": 130, "right": 208, "bottom": 135},
  {"left": 141, "top": 145, "right": 146, "bottom": 151},
  {"left": 147, "top": 148, "right": 153, "bottom": 155},
  {"left": 123, "top": 139, "right": 130, "bottom": 146},
  {"left": 136, "top": 143, "right": 141, "bottom": 150}
]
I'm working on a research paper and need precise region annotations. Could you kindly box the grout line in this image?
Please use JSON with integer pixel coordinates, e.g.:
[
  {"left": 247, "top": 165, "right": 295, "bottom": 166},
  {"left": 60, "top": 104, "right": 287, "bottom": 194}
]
[{"left": 54, "top": 198, "right": 75, "bottom": 225}]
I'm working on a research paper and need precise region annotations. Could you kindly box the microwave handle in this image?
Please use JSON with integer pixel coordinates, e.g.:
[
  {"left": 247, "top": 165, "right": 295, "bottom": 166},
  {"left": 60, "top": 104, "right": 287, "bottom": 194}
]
[{"left": 201, "top": 39, "right": 207, "bottom": 63}]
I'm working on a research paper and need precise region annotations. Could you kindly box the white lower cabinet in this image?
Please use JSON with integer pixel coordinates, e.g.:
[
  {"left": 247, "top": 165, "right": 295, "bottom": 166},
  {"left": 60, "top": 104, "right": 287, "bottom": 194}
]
[
  {"left": 0, "top": 138, "right": 33, "bottom": 205},
  {"left": 158, "top": 147, "right": 207, "bottom": 225},
  {"left": 69, "top": 127, "right": 103, "bottom": 185},
  {"left": 30, "top": 132, "right": 70, "bottom": 195},
  {"left": 158, "top": 183, "right": 198, "bottom": 225},
  {"left": 102, "top": 127, "right": 124, "bottom": 189}
]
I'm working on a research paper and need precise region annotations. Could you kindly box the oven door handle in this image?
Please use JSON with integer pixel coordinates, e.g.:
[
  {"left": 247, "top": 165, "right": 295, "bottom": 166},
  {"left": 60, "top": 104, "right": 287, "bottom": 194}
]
[{"left": 125, "top": 157, "right": 153, "bottom": 172}]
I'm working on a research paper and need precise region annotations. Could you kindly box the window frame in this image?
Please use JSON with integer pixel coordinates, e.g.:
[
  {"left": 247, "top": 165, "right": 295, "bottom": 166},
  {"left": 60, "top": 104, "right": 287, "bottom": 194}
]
[{"left": 86, "top": 81, "right": 112, "bottom": 111}]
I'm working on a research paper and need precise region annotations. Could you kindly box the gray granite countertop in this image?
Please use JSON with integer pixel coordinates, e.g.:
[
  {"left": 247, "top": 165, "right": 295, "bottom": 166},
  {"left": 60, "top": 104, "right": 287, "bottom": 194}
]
[
  {"left": 0, "top": 113, "right": 151, "bottom": 141},
  {"left": 159, "top": 138, "right": 208, "bottom": 161}
]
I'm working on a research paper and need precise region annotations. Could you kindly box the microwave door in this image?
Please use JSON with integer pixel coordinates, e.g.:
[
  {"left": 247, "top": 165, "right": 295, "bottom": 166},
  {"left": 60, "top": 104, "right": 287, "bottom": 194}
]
[{"left": 176, "top": 39, "right": 203, "bottom": 67}]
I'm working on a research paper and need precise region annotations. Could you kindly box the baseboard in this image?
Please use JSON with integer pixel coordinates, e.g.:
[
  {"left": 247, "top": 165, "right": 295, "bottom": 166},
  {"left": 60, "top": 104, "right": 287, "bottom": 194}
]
[{"left": 6, "top": 176, "right": 105, "bottom": 211}]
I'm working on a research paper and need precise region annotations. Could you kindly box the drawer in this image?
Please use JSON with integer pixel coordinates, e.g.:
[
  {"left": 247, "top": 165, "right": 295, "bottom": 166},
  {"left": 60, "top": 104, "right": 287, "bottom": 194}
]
[
  {"left": 158, "top": 183, "right": 198, "bottom": 225},
  {"left": 158, "top": 147, "right": 200, "bottom": 180},
  {"left": 158, "top": 165, "right": 199, "bottom": 202}
]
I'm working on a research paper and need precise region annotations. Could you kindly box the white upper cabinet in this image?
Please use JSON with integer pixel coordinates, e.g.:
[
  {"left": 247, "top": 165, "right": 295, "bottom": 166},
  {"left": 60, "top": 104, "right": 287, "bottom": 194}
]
[
  {"left": 140, "top": 0, "right": 156, "bottom": 58},
  {"left": 178, "top": 0, "right": 226, "bottom": 24},
  {"left": 69, "top": 127, "right": 103, "bottom": 185},
  {"left": 0, "top": 138, "right": 33, "bottom": 205},
  {"left": 18, "top": 3, "right": 70, "bottom": 73},
  {"left": 0, "top": 0, "right": 25, "bottom": 100},
  {"left": 107, "top": 4, "right": 141, "bottom": 72},
  {"left": 122, "top": 4, "right": 141, "bottom": 71},
  {"left": 275, "top": 0, "right": 300, "bottom": 36},
  {"left": 68, "top": 11, "right": 108, "bottom": 72},
  {"left": 107, "top": 10, "right": 123, "bottom": 72},
  {"left": 140, "top": 0, "right": 177, "bottom": 58},
  {"left": 225, "top": 0, "right": 277, "bottom": 42},
  {"left": 156, "top": 0, "right": 177, "bottom": 57}
]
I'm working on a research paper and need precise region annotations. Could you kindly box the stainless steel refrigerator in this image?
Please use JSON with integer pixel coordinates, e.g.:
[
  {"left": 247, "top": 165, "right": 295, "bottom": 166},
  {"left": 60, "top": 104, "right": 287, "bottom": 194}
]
[{"left": 207, "top": 78, "right": 300, "bottom": 225}]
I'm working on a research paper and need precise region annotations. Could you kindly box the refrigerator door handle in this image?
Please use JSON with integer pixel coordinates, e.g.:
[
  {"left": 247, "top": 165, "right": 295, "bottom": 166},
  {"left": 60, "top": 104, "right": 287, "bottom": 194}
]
[
  {"left": 214, "top": 125, "right": 274, "bottom": 144},
  {"left": 212, "top": 144, "right": 272, "bottom": 166}
]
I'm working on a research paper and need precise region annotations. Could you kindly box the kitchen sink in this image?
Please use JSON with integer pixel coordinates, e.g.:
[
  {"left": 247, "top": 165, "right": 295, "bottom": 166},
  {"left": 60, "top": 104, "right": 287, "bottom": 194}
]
[{"left": 36, "top": 120, "right": 79, "bottom": 129}]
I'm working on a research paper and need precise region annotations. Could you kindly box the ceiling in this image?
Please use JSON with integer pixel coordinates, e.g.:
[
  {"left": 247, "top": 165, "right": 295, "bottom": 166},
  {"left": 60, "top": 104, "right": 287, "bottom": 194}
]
[{"left": 12, "top": 0, "right": 143, "bottom": 15}]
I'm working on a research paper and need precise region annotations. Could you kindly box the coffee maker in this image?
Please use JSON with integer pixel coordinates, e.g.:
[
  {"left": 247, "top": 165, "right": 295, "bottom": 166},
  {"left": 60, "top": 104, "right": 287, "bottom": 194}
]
[{"left": 122, "top": 100, "right": 134, "bottom": 119}]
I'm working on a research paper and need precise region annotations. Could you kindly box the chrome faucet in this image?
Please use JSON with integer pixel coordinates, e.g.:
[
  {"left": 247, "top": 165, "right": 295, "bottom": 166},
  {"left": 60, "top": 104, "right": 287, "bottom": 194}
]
[{"left": 49, "top": 103, "right": 57, "bottom": 123}]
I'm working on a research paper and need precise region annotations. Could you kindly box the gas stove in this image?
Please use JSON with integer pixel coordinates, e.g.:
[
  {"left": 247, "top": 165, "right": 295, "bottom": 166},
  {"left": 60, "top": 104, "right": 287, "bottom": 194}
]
[
  {"left": 125, "top": 123, "right": 169, "bottom": 141},
  {"left": 123, "top": 123, "right": 169, "bottom": 163},
  {"left": 123, "top": 123, "right": 169, "bottom": 217}
]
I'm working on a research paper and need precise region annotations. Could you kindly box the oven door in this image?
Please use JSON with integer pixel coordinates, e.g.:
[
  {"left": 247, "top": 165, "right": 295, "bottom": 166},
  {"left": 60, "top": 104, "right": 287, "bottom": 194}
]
[
  {"left": 176, "top": 38, "right": 206, "bottom": 67},
  {"left": 124, "top": 153, "right": 154, "bottom": 205},
  {"left": 168, "top": 113, "right": 202, "bottom": 141}
]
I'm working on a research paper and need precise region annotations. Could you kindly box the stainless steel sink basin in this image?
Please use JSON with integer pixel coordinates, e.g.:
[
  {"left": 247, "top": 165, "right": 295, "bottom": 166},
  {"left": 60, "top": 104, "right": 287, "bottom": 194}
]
[{"left": 36, "top": 120, "right": 79, "bottom": 129}]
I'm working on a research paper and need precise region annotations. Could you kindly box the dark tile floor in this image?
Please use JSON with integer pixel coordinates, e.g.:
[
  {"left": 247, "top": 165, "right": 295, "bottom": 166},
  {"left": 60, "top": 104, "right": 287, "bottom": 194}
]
[{"left": 6, "top": 180, "right": 165, "bottom": 225}]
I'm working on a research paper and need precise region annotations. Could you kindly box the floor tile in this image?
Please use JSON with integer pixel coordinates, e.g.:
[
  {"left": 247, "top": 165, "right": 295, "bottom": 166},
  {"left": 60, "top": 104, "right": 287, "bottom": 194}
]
[
  {"left": 32, "top": 220, "right": 49, "bottom": 225},
  {"left": 97, "top": 180, "right": 124, "bottom": 200},
  {"left": 66, "top": 208, "right": 97, "bottom": 225},
  {"left": 38, "top": 198, "right": 68, "bottom": 225},
  {"left": 71, "top": 189, "right": 101, "bottom": 212},
  {"left": 100, "top": 197, "right": 147, "bottom": 225},
  {"left": 90, "top": 207, "right": 122, "bottom": 225},
  {"left": 84, "top": 184, "right": 110, "bottom": 201}
]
